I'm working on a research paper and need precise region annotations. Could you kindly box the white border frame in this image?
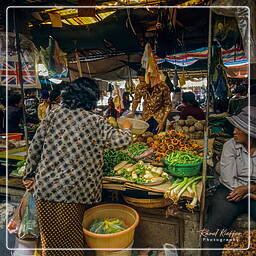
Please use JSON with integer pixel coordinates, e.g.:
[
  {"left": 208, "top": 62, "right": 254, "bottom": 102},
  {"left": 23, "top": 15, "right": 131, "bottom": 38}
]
[{"left": 5, "top": 5, "right": 251, "bottom": 253}]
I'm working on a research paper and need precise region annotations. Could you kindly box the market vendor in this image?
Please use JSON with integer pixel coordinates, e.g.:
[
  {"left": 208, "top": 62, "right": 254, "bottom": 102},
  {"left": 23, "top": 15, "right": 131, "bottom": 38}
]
[
  {"left": 128, "top": 69, "right": 172, "bottom": 134},
  {"left": 179, "top": 91, "right": 205, "bottom": 120},
  {"left": 206, "top": 106, "right": 256, "bottom": 256},
  {"left": 23, "top": 77, "right": 132, "bottom": 256}
]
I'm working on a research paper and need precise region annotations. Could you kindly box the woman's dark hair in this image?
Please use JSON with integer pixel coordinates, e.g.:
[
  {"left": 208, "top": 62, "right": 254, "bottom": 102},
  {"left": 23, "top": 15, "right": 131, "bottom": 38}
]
[
  {"left": 182, "top": 91, "right": 199, "bottom": 107},
  {"left": 49, "top": 89, "right": 61, "bottom": 102},
  {"left": 8, "top": 94, "right": 22, "bottom": 107},
  {"left": 49, "top": 88, "right": 61, "bottom": 111},
  {"left": 61, "top": 77, "right": 100, "bottom": 110}
]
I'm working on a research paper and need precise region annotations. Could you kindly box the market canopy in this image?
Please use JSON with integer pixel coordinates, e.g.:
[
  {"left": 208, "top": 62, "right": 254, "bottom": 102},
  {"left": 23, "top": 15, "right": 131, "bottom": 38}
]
[{"left": 2, "top": 1, "right": 251, "bottom": 82}]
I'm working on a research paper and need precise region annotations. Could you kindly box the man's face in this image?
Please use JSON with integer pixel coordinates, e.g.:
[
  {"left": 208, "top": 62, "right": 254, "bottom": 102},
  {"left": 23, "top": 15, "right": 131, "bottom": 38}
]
[{"left": 233, "top": 127, "right": 248, "bottom": 144}]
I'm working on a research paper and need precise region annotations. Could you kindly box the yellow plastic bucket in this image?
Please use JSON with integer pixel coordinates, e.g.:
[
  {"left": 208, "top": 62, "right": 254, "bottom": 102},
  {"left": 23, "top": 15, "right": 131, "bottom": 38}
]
[{"left": 83, "top": 204, "right": 139, "bottom": 249}]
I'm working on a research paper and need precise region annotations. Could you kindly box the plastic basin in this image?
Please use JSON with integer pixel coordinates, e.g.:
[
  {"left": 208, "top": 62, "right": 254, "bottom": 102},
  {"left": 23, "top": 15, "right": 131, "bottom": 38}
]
[
  {"left": 83, "top": 204, "right": 139, "bottom": 250},
  {"left": 117, "top": 117, "right": 149, "bottom": 135}
]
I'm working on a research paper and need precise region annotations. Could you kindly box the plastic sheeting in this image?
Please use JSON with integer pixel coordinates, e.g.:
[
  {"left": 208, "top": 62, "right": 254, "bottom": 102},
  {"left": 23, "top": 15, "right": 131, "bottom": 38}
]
[
  {"left": 212, "top": 0, "right": 256, "bottom": 64},
  {"left": 0, "top": 32, "right": 40, "bottom": 87}
]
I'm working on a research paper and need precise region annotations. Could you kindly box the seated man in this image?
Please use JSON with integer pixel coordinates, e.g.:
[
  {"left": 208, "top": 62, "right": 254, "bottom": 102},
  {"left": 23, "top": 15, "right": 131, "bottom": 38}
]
[{"left": 206, "top": 106, "right": 256, "bottom": 256}]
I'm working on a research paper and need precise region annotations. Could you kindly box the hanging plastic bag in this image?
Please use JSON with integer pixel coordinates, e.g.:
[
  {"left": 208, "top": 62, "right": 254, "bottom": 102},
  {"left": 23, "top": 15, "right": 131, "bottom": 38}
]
[
  {"left": 18, "top": 192, "right": 39, "bottom": 240},
  {"left": 179, "top": 72, "right": 186, "bottom": 86},
  {"left": 7, "top": 191, "right": 29, "bottom": 235}
]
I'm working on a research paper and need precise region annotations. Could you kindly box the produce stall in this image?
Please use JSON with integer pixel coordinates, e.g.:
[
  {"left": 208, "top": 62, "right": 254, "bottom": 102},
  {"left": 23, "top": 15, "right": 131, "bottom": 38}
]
[{"left": 3, "top": 2, "right": 255, "bottom": 255}]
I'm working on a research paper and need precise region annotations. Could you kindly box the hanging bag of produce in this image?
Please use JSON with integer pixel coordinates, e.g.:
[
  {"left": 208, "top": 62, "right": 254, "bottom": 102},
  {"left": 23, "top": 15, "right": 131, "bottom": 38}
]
[
  {"left": 179, "top": 72, "right": 186, "bottom": 86},
  {"left": 7, "top": 191, "right": 29, "bottom": 235},
  {"left": 18, "top": 192, "right": 39, "bottom": 240}
]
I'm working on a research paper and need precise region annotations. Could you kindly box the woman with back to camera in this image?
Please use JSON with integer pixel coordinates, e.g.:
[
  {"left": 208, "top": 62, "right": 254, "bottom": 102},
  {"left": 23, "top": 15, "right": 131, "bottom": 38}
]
[
  {"left": 46, "top": 88, "right": 61, "bottom": 114},
  {"left": 23, "top": 77, "right": 132, "bottom": 256}
]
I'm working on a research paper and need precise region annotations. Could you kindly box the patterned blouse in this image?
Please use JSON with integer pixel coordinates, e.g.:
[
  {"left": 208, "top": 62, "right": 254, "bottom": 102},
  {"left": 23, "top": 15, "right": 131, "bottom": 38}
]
[
  {"left": 133, "top": 81, "right": 172, "bottom": 123},
  {"left": 24, "top": 107, "right": 132, "bottom": 204}
]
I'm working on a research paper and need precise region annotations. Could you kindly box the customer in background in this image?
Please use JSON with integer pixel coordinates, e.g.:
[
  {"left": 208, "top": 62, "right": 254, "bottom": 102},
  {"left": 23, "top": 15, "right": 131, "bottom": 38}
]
[
  {"left": 179, "top": 91, "right": 205, "bottom": 120},
  {"left": 104, "top": 97, "right": 119, "bottom": 118},
  {"left": 7, "top": 94, "right": 23, "bottom": 133},
  {"left": 23, "top": 77, "right": 132, "bottom": 256},
  {"left": 227, "top": 84, "right": 247, "bottom": 115},
  {"left": 46, "top": 88, "right": 61, "bottom": 114},
  {"left": 37, "top": 89, "right": 49, "bottom": 121},
  {"left": 233, "top": 80, "right": 256, "bottom": 114}
]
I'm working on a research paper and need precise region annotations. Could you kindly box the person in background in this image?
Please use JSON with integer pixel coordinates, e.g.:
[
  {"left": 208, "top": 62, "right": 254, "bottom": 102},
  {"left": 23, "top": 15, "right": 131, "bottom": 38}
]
[
  {"left": 46, "top": 88, "right": 61, "bottom": 114},
  {"left": 128, "top": 68, "right": 172, "bottom": 134},
  {"left": 23, "top": 77, "right": 132, "bottom": 256},
  {"left": 179, "top": 91, "right": 205, "bottom": 120},
  {"left": 7, "top": 94, "right": 23, "bottom": 133},
  {"left": 227, "top": 84, "right": 247, "bottom": 115},
  {"left": 206, "top": 106, "right": 256, "bottom": 256},
  {"left": 121, "top": 91, "right": 131, "bottom": 116},
  {"left": 37, "top": 89, "right": 49, "bottom": 121},
  {"left": 233, "top": 80, "right": 256, "bottom": 114},
  {"left": 104, "top": 97, "right": 119, "bottom": 118}
]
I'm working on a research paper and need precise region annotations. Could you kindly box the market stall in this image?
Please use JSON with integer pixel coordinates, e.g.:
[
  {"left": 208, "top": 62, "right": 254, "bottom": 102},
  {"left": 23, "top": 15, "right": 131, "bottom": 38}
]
[{"left": 2, "top": 2, "right": 255, "bottom": 256}]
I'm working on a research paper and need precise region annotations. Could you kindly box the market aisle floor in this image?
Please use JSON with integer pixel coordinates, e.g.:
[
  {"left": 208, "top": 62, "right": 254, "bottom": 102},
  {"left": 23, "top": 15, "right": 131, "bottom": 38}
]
[{"left": 0, "top": 226, "right": 15, "bottom": 256}]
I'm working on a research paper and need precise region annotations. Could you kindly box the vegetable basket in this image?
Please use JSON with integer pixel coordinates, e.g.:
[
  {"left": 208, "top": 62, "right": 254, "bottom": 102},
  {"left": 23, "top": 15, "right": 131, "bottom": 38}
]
[{"left": 163, "top": 159, "right": 202, "bottom": 177}]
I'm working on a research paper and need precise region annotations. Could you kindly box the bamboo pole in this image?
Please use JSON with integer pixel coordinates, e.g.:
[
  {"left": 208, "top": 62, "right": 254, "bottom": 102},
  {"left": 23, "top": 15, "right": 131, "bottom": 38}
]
[
  {"left": 13, "top": 10, "right": 29, "bottom": 152},
  {"left": 199, "top": 7, "right": 212, "bottom": 253},
  {"left": 75, "top": 49, "right": 83, "bottom": 77}
]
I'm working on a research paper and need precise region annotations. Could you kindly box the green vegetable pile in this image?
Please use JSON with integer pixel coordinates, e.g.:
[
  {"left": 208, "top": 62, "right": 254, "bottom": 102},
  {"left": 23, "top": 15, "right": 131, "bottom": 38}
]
[
  {"left": 166, "top": 151, "right": 202, "bottom": 165},
  {"left": 89, "top": 218, "right": 127, "bottom": 234},
  {"left": 103, "top": 149, "right": 136, "bottom": 175},
  {"left": 164, "top": 176, "right": 213, "bottom": 211},
  {"left": 127, "top": 143, "right": 148, "bottom": 158}
]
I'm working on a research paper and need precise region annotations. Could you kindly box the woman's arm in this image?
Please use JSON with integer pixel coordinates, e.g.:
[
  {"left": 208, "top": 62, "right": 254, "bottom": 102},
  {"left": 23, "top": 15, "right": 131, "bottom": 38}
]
[
  {"left": 219, "top": 139, "right": 238, "bottom": 190},
  {"left": 23, "top": 117, "right": 49, "bottom": 180},
  {"left": 101, "top": 118, "right": 132, "bottom": 150}
]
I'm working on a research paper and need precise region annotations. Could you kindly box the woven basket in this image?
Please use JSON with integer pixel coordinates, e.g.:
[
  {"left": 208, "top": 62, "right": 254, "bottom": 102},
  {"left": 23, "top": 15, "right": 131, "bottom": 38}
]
[
  {"left": 122, "top": 196, "right": 171, "bottom": 208},
  {"left": 163, "top": 160, "right": 202, "bottom": 177}
]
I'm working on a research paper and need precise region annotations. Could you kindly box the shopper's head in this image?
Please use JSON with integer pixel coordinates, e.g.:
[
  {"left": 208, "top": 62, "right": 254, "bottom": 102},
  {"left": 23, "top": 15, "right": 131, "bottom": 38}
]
[
  {"left": 182, "top": 91, "right": 199, "bottom": 107},
  {"left": 49, "top": 88, "right": 61, "bottom": 104},
  {"left": 62, "top": 77, "right": 100, "bottom": 110},
  {"left": 234, "top": 85, "right": 247, "bottom": 96},
  {"left": 8, "top": 94, "right": 23, "bottom": 107}
]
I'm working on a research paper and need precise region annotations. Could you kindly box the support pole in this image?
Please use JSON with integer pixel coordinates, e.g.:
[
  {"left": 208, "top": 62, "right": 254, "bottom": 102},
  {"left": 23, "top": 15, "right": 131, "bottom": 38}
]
[
  {"left": 75, "top": 49, "right": 83, "bottom": 77},
  {"left": 199, "top": 7, "right": 212, "bottom": 253},
  {"left": 13, "top": 10, "right": 29, "bottom": 152}
]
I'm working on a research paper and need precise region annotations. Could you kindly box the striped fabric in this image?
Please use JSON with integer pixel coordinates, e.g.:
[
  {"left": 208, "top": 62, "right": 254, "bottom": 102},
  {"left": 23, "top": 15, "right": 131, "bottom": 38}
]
[
  {"left": 36, "top": 200, "right": 86, "bottom": 256},
  {"left": 156, "top": 47, "right": 248, "bottom": 68}
]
